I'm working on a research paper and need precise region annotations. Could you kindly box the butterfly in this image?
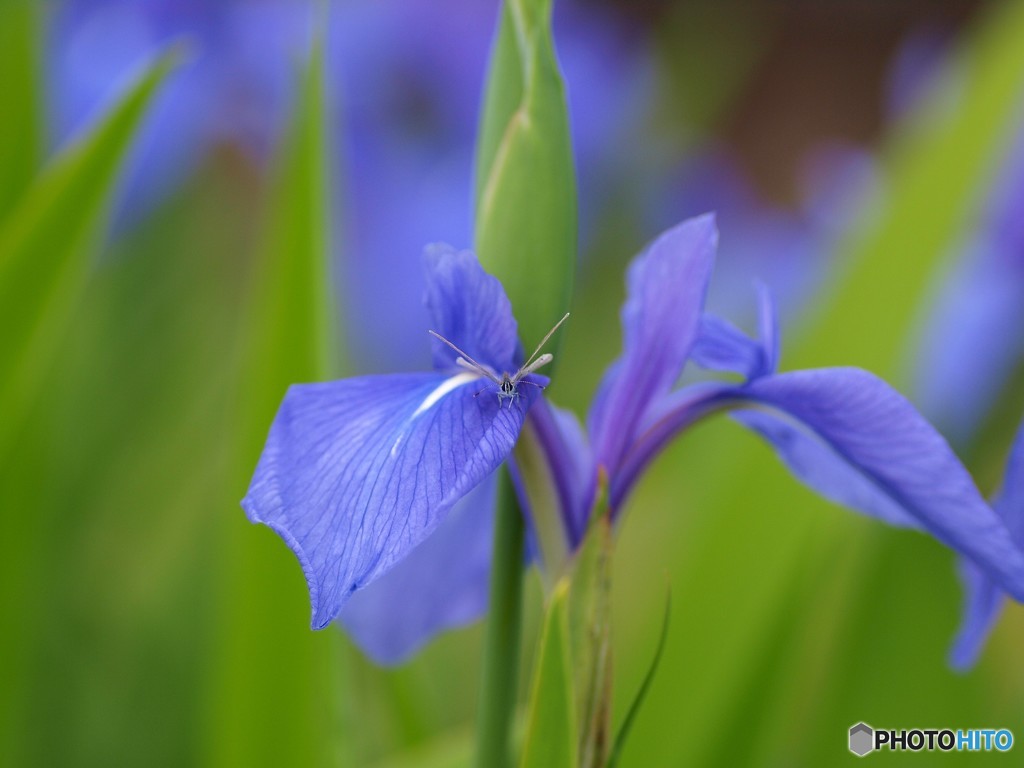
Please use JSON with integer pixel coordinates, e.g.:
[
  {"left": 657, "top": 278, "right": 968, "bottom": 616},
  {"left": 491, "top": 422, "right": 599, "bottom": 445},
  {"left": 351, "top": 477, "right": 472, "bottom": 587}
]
[{"left": 428, "top": 312, "right": 570, "bottom": 408}]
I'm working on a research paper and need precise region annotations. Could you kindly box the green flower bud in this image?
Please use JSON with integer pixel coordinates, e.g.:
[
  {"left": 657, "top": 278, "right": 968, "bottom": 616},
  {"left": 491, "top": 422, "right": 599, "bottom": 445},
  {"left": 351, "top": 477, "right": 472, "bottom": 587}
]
[{"left": 474, "top": 0, "right": 576, "bottom": 364}]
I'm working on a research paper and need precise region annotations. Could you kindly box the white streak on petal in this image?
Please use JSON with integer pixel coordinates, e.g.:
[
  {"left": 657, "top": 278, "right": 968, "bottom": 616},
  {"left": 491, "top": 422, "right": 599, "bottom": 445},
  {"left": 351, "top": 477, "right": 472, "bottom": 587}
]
[
  {"left": 389, "top": 372, "right": 481, "bottom": 458},
  {"left": 413, "top": 371, "right": 480, "bottom": 417}
]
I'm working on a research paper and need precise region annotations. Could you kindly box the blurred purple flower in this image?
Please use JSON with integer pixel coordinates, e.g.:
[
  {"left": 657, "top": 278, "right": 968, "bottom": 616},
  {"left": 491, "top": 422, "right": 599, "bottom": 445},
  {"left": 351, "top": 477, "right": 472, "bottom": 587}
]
[
  {"left": 912, "top": 122, "right": 1024, "bottom": 445},
  {"left": 885, "top": 24, "right": 1023, "bottom": 447},
  {"left": 652, "top": 143, "right": 878, "bottom": 330},
  {"left": 243, "top": 244, "right": 548, "bottom": 662},
  {"left": 885, "top": 24, "right": 956, "bottom": 120},
  {"left": 950, "top": 417, "right": 1024, "bottom": 669},
  {"left": 47, "top": 0, "right": 313, "bottom": 221}
]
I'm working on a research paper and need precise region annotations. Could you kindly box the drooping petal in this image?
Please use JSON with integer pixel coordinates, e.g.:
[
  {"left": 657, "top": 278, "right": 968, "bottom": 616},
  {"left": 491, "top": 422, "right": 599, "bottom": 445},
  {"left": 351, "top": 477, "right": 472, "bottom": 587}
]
[
  {"left": 339, "top": 475, "right": 496, "bottom": 665},
  {"left": 735, "top": 368, "right": 1024, "bottom": 600},
  {"left": 242, "top": 371, "right": 540, "bottom": 630},
  {"left": 730, "top": 408, "right": 921, "bottom": 529},
  {"left": 424, "top": 244, "right": 520, "bottom": 372},
  {"left": 998, "top": 416, "right": 1024, "bottom": 546},
  {"left": 588, "top": 214, "right": 717, "bottom": 472},
  {"left": 949, "top": 560, "right": 1005, "bottom": 670},
  {"left": 948, "top": 416, "right": 1024, "bottom": 668}
]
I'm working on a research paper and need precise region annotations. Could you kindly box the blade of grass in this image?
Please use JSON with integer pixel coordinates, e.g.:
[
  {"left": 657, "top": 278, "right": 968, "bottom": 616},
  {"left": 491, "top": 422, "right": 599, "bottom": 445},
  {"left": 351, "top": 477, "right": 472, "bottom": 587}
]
[
  {"left": 204, "top": 33, "right": 353, "bottom": 767},
  {"left": 607, "top": 590, "right": 670, "bottom": 768},
  {"left": 0, "top": 48, "right": 179, "bottom": 459}
]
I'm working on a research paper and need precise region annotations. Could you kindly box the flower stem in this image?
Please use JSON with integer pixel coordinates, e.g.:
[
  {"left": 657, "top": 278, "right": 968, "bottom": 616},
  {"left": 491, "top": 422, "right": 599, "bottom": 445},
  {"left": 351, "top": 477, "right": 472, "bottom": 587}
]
[{"left": 474, "top": 468, "right": 525, "bottom": 768}]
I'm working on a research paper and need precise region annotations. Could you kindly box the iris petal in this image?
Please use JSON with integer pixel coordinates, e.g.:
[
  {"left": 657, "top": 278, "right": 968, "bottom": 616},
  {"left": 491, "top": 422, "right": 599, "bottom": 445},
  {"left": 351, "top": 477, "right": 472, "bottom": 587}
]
[
  {"left": 588, "top": 214, "right": 717, "bottom": 472},
  {"left": 998, "top": 418, "right": 1024, "bottom": 541},
  {"left": 949, "top": 561, "right": 1005, "bottom": 670},
  {"left": 339, "top": 475, "right": 496, "bottom": 665},
  {"left": 691, "top": 315, "right": 766, "bottom": 380},
  {"left": 242, "top": 371, "right": 540, "bottom": 629},
  {"left": 948, "top": 417, "right": 1024, "bottom": 667},
  {"left": 737, "top": 368, "right": 1024, "bottom": 600},
  {"left": 424, "top": 244, "right": 520, "bottom": 373},
  {"left": 691, "top": 284, "right": 777, "bottom": 381},
  {"left": 730, "top": 407, "right": 921, "bottom": 529}
]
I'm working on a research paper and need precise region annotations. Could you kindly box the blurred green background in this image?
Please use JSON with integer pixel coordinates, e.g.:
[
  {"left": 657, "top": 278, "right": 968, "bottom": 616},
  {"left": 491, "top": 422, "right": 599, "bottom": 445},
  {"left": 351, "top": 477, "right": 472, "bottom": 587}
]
[{"left": 3, "top": 1, "right": 1024, "bottom": 766}]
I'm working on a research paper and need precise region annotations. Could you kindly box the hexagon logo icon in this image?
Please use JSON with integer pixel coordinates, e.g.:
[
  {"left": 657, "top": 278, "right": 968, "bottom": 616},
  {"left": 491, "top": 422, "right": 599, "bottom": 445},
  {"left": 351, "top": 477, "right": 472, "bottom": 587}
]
[{"left": 849, "top": 722, "right": 874, "bottom": 757}]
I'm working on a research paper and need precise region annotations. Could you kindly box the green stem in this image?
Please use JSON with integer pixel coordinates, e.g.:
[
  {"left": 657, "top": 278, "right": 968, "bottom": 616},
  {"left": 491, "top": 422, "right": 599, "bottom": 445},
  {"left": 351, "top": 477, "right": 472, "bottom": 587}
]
[{"left": 474, "top": 469, "right": 525, "bottom": 768}]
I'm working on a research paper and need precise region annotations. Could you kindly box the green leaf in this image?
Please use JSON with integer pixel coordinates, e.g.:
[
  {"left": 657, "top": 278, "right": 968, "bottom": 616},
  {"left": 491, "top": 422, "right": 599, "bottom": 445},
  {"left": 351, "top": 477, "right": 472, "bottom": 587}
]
[
  {"left": 474, "top": 0, "right": 576, "bottom": 358},
  {"left": 0, "top": 0, "right": 42, "bottom": 219},
  {"left": 204, "top": 35, "right": 353, "bottom": 767},
  {"left": 520, "top": 581, "right": 579, "bottom": 768},
  {"left": 0, "top": 48, "right": 178, "bottom": 457}
]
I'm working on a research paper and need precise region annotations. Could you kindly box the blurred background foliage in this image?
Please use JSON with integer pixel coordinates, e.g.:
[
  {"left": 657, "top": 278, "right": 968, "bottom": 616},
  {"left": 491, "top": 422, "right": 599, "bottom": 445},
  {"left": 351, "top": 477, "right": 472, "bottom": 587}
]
[{"left": 3, "top": 0, "right": 1024, "bottom": 765}]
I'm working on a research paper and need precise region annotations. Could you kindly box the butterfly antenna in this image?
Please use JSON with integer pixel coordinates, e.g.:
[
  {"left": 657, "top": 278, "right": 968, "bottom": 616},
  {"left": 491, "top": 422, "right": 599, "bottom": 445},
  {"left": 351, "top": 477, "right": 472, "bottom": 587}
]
[
  {"left": 522, "top": 312, "right": 570, "bottom": 370},
  {"left": 427, "top": 330, "right": 499, "bottom": 383}
]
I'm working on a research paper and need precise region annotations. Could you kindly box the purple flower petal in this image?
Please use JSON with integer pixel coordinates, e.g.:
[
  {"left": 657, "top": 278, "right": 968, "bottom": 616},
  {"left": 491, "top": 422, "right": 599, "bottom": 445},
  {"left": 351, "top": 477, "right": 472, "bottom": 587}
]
[
  {"left": 691, "top": 315, "right": 765, "bottom": 380},
  {"left": 949, "top": 561, "right": 1005, "bottom": 670},
  {"left": 611, "top": 382, "right": 734, "bottom": 514},
  {"left": 736, "top": 368, "right": 1024, "bottom": 601},
  {"left": 1000, "top": 419, "right": 1024, "bottom": 537},
  {"left": 243, "top": 371, "right": 540, "bottom": 630},
  {"left": 424, "top": 244, "right": 520, "bottom": 373},
  {"left": 339, "top": 474, "right": 496, "bottom": 665},
  {"left": 730, "top": 407, "right": 921, "bottom": 529},
  {"left": 949, "top": 417, "right": 1024, "bottom": 668},
  {"left": 588, "top": 214, "right": 717, "bottom": 472},
  {"left": 756, "top": 282, "right": 780, "bottom": 375},
  {"left": 691, "top": 283, "right": 777, "bottom": 381},
  {"left": 620, "top": 368, "right": 1024, "bottom": 603}
]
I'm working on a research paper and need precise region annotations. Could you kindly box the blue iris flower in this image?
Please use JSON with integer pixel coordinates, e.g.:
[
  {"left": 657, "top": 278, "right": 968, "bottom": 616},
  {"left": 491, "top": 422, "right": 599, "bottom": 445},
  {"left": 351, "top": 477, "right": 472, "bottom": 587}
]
[
  {"left": 243, "top": 244, "right": 548, "bottom": 659},
  {"left": 525, "top": 215, "right": 1024, "bottom": 574},
  {"left": 245, "top": 213, "right": 1024, "bottom": 666}
]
